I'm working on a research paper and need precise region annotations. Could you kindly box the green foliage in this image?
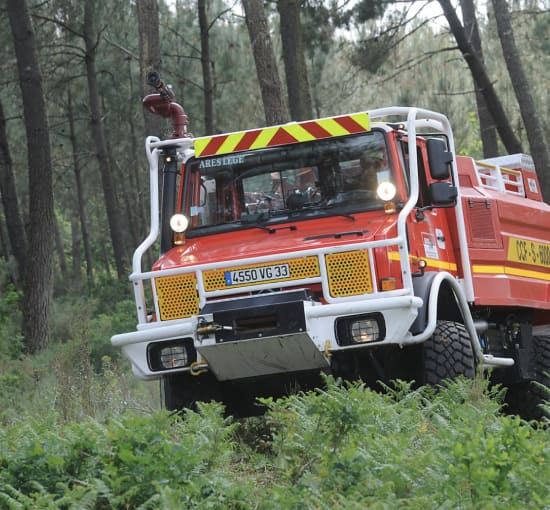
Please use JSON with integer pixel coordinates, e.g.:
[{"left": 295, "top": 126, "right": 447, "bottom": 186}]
[
  {"left": 0, "top": 342, "right": 157, "bottom": 425},
  {"left": 1, "top": 377, "right": 548, "bottom": 508},
  {"left": 0, "top": 406, "right": 250, "bottom": 509},
  {"left": 458, "top": 111, "right": 485, "bottom": 159},
  {"left": 0, "top": 282, "right": 23, "bottom": 360},
  {"left": 0, "top": 287, "right": 150, "bottom": 425},
  {"left": 259, "top": 376, "right": 549, "bottom": 509}
]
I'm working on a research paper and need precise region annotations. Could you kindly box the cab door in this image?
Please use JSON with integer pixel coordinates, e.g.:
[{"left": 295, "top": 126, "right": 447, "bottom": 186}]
[{"left": 402, "top": 139, "right": 459, "bottom": 276}]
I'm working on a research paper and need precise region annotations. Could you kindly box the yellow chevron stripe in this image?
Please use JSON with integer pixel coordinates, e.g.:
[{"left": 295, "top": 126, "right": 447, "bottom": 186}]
[
  {"left": 316, "top": 117, "right": 350, "bottom": 136},
  {"left": 193, "top": 137, "right": 210, "bottom": 157},
  {"left": 217, "top": 132, "right": 245, "bottom": 155},
  {"left": 473, "top": 264, "right": 550, "bottom": 281},
  {"left": 283, "top": 123, "right": 317, "bottom": 142},
  {"left": 349, "top": 112, "right": 371, "bottom": 130},
  {"left": 193, "top": 112, "right": 371, "bottom": 157},
  {"left": 250, "top": 126, "right": 278, "bottom": 150}
]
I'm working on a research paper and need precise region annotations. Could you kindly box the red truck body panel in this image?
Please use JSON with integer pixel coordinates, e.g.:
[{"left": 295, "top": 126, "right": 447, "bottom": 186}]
[{"left": 456, "top": 156, "right": 550, "bottom": 314}]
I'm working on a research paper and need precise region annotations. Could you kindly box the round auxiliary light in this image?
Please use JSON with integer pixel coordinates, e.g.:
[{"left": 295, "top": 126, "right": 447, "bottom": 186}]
[
  {"left": 376, "top": 181, "right": 397, "bottom": 201},
  {"left": 169, "top": 213, "right": 189, "bottom": 233}
]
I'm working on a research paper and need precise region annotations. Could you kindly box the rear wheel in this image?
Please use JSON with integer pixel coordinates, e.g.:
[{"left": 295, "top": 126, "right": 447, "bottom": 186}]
[
  {"left": 505, "top": 335, "right": 550, "bottom": 420},
  {"left": 421, "top": 320, "right": 476, "bottom": 385}
]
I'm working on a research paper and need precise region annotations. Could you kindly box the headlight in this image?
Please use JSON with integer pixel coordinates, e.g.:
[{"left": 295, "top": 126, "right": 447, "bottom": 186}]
[
  {"left": 376, "top": 181, "right": 396, "bottom": 201},
  {"left": 170, "top": 213, "right": 189, "bottom": 233}
]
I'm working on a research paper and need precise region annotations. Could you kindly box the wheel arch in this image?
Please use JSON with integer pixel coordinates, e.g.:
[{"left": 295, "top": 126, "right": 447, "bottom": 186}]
[
  {"left": 411, "top": 271, "right": 462, "bottom": 334},
  {"left": 410, "top": 271, "right": 483, "bottom": 364}
]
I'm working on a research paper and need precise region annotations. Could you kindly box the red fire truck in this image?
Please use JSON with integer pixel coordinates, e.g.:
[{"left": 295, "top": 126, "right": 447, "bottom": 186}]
[{"left": 112, "top": 74, "right": 550, "bottom": 418}]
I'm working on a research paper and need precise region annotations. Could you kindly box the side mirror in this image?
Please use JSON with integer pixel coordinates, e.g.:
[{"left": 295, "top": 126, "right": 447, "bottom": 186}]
[
  {"left": 427, "top": 138, "right": 453, "bottom": 180},
  {"left": 429, "top": 182, "right": 457, "bottom": 207}
]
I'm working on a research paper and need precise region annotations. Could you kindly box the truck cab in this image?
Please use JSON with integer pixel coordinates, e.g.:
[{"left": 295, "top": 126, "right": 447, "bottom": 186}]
[{"left": 113, "top": 104, "right": 550, "bottom": 418}]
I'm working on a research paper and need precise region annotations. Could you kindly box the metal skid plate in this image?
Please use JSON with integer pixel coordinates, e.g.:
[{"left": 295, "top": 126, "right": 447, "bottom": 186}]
[{"left": 197, "top": 333, "right": 329, "bottom": 381}]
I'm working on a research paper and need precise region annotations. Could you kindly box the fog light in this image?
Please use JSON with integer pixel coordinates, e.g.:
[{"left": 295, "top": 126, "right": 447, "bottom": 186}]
[
  {"left": 160, "top": 345, "right": 188, "bottom": 369},
  {"left": 335, "top": 313, "right": 385, "bottom": 346},
  {"left": 148, "top": 339, "right": 197, "bottom": 371},
  {"left": 350, "top": 319, "right": 380, "bottom": 343}
]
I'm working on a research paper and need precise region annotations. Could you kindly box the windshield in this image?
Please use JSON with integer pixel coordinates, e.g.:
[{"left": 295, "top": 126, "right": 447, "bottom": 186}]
[{"left": 183, "top": 130, "right": 394, "bottom": 234}]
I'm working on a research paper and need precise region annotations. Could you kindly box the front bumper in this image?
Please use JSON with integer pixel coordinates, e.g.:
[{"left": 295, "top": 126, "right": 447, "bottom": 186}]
[{"left": 112, "top": 290, "right": 422, "bottom": 381}]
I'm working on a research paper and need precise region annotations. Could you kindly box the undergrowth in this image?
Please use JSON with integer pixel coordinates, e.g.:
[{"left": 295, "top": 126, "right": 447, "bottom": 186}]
[
  {"left": 1, "top": 275, "right": 548, "bottom": 508},
  {"left": 1, "top": 377, "right": 549, "bottom": 509}
]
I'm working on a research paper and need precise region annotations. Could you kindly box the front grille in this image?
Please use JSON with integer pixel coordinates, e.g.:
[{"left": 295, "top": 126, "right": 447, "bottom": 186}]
[
  {"left": 325, "top": 250, "right": 373, "bottom": 297},
  {"left": 155, "top": 273, "right": 199, "bottom": 320}
]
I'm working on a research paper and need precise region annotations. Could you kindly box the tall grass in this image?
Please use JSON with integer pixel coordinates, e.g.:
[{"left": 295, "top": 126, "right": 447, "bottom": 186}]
[{"left": 0, "top": 278, "right": 159, "bottom": 426}]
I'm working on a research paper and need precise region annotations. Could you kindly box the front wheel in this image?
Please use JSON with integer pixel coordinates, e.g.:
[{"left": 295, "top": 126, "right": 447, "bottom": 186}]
[{"left": 421, "top": 320, "right": 476, "bottom": 385}]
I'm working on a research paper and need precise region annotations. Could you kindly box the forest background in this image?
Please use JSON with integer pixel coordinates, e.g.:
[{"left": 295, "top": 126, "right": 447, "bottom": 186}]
[{"left": 0, "top": 1, "right": 549, "bottom": 506}]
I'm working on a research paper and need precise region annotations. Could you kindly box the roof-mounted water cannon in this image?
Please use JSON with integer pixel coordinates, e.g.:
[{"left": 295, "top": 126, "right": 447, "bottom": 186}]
[{"left": 142, "top": 71, "right": 189, "bottom": 139}]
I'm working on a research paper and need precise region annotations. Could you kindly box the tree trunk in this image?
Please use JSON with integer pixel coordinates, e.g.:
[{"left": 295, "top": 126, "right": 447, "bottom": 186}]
[
  {"left": 459, "top": 0, "right": 498, "bottom": 158},
  {"left": 7, "top": 0, "right": 55, "bottom": 353},
  {"left": 83, "top": 0, "right": 127, "bottom": 279},
  {"left": 242, "top": 0, "right": 289, "bottom": 125},
  {"left": 136, "top": 0, "right": 163, "bottom": 138},
  {"left": 0, "top": 97, "right": 27, "bottom": 282},
  {"left": 67, "top": 88, "right": 94, "bottom": 286},
  {"left": 70, "top": 214, "right": 82, "bottom": 284},
  {"left": 125, "top": 58, "right": 149, "bottom": 242},
  {"left": 491, "top": 0, "right": 550, "bottom": 202},
  {"left": 0, "top": 213, "right": 9, "bottom": 263},
  {"left": 198, "top": 0, "right": 214, "bottom": 134},
  {"left": 54, "top": 215, "right": 68, "bottom": 277},
  {"left": 438, "top": 0, "right": 523, "bottom": 155},
  {"left": 277, "top": 0, "right": 313, "bottom": 121}
]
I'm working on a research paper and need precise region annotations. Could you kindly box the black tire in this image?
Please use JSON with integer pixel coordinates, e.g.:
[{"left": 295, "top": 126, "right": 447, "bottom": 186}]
[
  {"left": 163, "top": 372, "right": 222, "bottom": 412},
  {"left": 505, "top": 335, "right": 550, "bottom": 421},
  {"left": 422, "top": 320, "right": 476, "bottom": 385}
]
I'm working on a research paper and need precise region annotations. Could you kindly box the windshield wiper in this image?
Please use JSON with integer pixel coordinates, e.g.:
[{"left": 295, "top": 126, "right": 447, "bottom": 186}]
[
  {"left": 241, "top": 223, "right": 297, "bottom": 234},
  {"left": 240, "top": 213, "right": 297, "bottom": 234},
  {"left": 240, "top": 211, "right": 271, "bottom": 224},
  {"left": 304, "top": 230, "right": 368, "bottom": 240},
  {"left": 317, "top": 204, "right": 356, "bottom": 221}
]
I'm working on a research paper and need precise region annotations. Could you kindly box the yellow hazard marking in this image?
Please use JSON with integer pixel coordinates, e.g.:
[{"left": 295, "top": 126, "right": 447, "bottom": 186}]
[
  {"left": 472, "top": 264, "right": 550, "bottom": 281},
  {"left": 349, "top": 112, "right": 371, "bottom": 130},
  {"left": 193, "top": 137, "right": 210, "bottom": 157},
  {"left": 250, "top": 126, "right": 278, "bottom": 150},
  {"left": 218, "top": 132, "right": 245, "bottom": 155},
  {"left": 316, "top": 117, "right": 349, "bottom": 137},
  {"left": 283, "top": 123, "right": 317, "bottom": 142},
  {"left": 387, "top": 252, "right": 457, "bottom": 271},
  {"left": 193, "top": 112, "right": 371, "bottom": 157},
  {"left": 507, "top": 237, "right": 550, "bottom": 268}
]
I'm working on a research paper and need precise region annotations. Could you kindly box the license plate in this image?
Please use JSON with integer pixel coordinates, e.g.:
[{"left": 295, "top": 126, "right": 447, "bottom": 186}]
[{"left": 224, "top": 264, "right": 290, "bottom": 286}]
